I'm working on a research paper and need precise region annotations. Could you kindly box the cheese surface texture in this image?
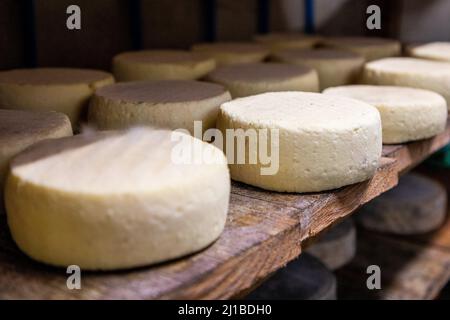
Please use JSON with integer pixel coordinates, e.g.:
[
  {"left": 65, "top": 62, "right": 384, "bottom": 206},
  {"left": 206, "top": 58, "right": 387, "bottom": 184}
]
[
  {"left": 362, "top": 57, "right": 450, "bottom": 106},
  {"left": 254, "top": 33, "right": 321, "bottom": 53},
  {"left": 205, "top": 63, "right": 319, "bottom": 97},
  {"left": 217, "top": 92, "right": 382, "bottom": 192},
  {"left": 323, "top": 37, "right": 401, "bottom": 61},
  {"left": 273, "top": 48, "right": 364, "bottom": 90},
  {"left": 113, "top": 50, "right": 215, "bottom": 81},
  {"left": 323, "top": 85, "right": 447, "bottom": 144},
  {"left": 407, "top": 42, "right": 450, "bottom": 62},
  {"left": 5, "top": 128, "right": 230, "bottom": 270},
  {"left": 0, "top": 109, "right": 72, "bottom": 211},
  {"left": 191, "top": 42, "right": 269, "bottom": 66},
  {"left": 89, "top": 80, "right": 231, "bottom": 133},
  {"left": 0, "top": 68, "right": 114, "bottom": 125}
]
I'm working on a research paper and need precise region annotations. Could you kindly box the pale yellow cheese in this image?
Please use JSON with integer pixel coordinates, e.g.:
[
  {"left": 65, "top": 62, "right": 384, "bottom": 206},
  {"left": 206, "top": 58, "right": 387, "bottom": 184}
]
[
  {"left": 89, "top": 80, "right": 231, "bottom": 133},
  {"left": 113, "top": 50, "right": 216, "bottom": 81},
  {"left": 5, "top": 128, "right": 230, "bottom": 270},
  {"left": 0, "top": 109, "right": 73, "bottom": 212},
  {"left": 362, "top": 57, "right": 450, "bottom": 106},
  {"left": 322, "top": 36, "right": 401, "bottom": 61},
  {"left": 0, "top": 68, "right": 114, "bottom": 126},
  {"left": 406, "top": 42, "right": 450, "bottom": 62},
  {"left": 217, "top": 92, "right": 382, "bottom": 192},
  {"left": 191, "top": 42, "right": 269, "bottom": 66},
  {"left": 272, "top": 48, "right": 364, "bottom": 90},
  {"left": 324, "top": 85, "right": 447, "bottom": 144},
  {"left": 205, "top": 63, "right": 319, "bottom": 97}
]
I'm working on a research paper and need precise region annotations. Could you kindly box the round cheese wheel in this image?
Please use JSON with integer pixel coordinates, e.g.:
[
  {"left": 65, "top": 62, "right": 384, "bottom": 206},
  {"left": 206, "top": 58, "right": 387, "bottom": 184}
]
[
  {"left": 406, "top": 42, "right": 450, "bottom": 62},
  {"left": 0, "top": 68, "right": 114, "bottom": 126},
  {"left": 5, "top": 127, "right": 230, "bottom": 270},
  {"left": 191, "top": 42, "right": 269, "bottom": 66},
  {"left": 272, "top": 48, "right": 364, "bottom": 90},
  {"left": 89, "top": 80, "right": 231, "bottom": 133},
  {"left": 306, "top": 219, "right": 356, "bottom": 270},
  {"left": 323, "top": 85, "right": 447, "bottom": 144},
  {"left": 0, "top": 109, "right": 72, "bottom": 212},
  {"left": 217, "top": 92, "right": 382, "bottom": 192},
  {"left": 247, "top": 254, "right": 337, "bottom": 300},
  {"left": 113, "top": 50, "right": 216, "bottom": 81},
  {"left": 357, "top": 173, "right": 446, "bottom": 235},
  {"left": 362, "top": 57, "right": 450, "bottom": 107},
  {"left": 205, "top": 63, "right": 319, "bottom": 98},
  {"left": 322, "top": 36, "right": 401, "bottom": 61},
  {"left": 254, "top": 33, "right": 321, "bottom": 53}
]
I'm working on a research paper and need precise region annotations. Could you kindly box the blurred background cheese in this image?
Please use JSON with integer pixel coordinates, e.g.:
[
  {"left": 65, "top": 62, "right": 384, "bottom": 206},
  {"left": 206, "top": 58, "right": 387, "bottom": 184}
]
[
  {"left": 306, "top": 218, "right": 356, "bottom": 270},
  {"left": 406, "top": 42, "right": 450, "bottom": 62},
  {"left": 205, "top": 62, "right": 319, "bottom": 97},
  {"left": 5, "top": 128, "right": 230, "bottom": 270},
  {"left": 89, "top": 80, "right": 231, "bottom": 133},
  {"left": 217, "top": 92, "right": 382, "bottom": 192},
  {"left": 0, "top": 109, "right": 72, "bottom": 213},
  {"left": 323, "top": 85, "right": 447, "bottom": 144},
  {"left": 113, "top": 50, "right": 215, "bottom": 82},
  {"left": 322, "top": 36, "right": 401, "bottom": 61},
  {"left": 362, "top": 57, "right": 450, "bottom": 106},
  {"left": 254, "top": 32, "right": 321, "bottom": 53},
  {"left": 357, "top": 173, "right": 447, "bottom": 235},
  {"left": 272, "top": 48, "right": 364, "bottom": 90},
  {"left": 191, "top": 42, "right": 269, "bottom": 66},
  {"left": 0, "top": 68, "right": 113, "bottom": 126}
]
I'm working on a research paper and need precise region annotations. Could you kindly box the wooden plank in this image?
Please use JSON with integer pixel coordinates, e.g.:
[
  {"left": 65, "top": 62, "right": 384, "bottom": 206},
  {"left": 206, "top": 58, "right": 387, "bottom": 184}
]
[
  {"left": 0, "top": 123, "right": 449, "bottom": 299},
  {"left": 336, "top": 229, "right": 450, "bottom": 300},
  {"left": 216, "top": 0, "right": 258, "bottom": 41}
]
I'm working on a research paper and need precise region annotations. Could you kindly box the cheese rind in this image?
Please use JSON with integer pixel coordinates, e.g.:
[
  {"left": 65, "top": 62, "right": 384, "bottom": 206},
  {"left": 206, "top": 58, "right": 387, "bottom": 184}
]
[
  {"left": 0, "top": 109, "right": 73, "bottom": 212},
  {"left": 323, "top": 85, "right": 447, "bottom": 144},
  {"left": 89, "top": 80, "right": 231, "bottom": 133},
  {"left": 217, "top": 92, "right": 382, "bottom": 192},
  {"left": 5, "top": 128, "right": 230, "bottom": 270},
  {"left": 191, "top": 42, "right": 269, "bottom": 66},
  {"left": 205, "top": 63, "right": 319, "bottom": 98},
  {"left": 322, "top": 37, "right": 401, "bottom": 61},
  {"left": 406, "top": 42, "right": 450, "bottom": 62},
  {"left": 113, "top": 50, "right": 216, "bottom": 81},
  {"left": 362, "top": 57, "right": 450, "bottom": 107},
  {"left": 273, "top": 48, "right": 364, "bottom": 90},
  {"left": 0, "top": 68, "right": 114, "bottom": 126}
]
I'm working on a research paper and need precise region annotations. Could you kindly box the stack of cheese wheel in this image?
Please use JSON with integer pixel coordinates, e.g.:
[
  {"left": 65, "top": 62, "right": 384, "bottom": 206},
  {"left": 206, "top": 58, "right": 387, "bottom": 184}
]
[
  {"left": 0, "top": 68, "right": 114, "bottom": 126},
  {"left": 357, "top": 173, "right": 446, "bottom": 235},
  {"left": 5, "top": 128, "right": 230, "bottom": 270},
  {"left": 254, "top": 32, "right": 321, "bottom": 53},
  {"left": 191, "top": 42, "right": 269, "bottom": 66},
  {"left": 406, "top": 42, "right": 450, "bottom": 62},
  {"left": 306, "top": 218, "right": 356, "bottom": 270},
  {"left": 323, "top": 85, "right": 447, "bottom": 144},
  {"left": 0, "top": 109, "right": 72, "bottom": 212},
  {"left": 247, "top": 254, "right": 337, "bottom": 300},
  {"left": 272, "top": 48, "right": 364, "bottom": 90},
  {"left": 205, "top": 63, "right": 319, "bottom": 97},
  {"left": 217, "top": 92, "right": 382, "bottom": 192},
  {"left": 113, "top": 50, "right": 215, "bottom": 81},
  {"left": 89, "top": 80, "right": 231, "bottom": 133},
  {"left": 362, "top": 57, "right": 450, "bottom": 106},
  {"left": 322, "top": 36, "right": 401, "bottom": 61}
]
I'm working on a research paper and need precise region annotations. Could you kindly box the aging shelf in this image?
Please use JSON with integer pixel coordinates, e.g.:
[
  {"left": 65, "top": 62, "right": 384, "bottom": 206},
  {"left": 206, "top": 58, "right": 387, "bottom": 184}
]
[{"left": 0, "top": 122, "right": 449, "bottom": 299}]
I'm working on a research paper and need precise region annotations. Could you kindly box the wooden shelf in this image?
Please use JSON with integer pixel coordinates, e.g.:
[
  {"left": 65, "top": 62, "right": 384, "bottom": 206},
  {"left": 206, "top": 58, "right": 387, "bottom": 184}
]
[{"left": 0, "top": 122, "right": 449, "bottom": 299}]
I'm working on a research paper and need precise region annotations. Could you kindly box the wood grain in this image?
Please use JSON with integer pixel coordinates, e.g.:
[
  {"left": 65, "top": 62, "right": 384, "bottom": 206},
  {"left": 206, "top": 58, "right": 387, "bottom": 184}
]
[{"left": 0, "top": 122, "right": 449, "bottom": 299}]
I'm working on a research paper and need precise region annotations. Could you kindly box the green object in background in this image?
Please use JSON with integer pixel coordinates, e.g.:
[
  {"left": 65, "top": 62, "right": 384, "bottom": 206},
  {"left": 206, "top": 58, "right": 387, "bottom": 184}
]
[{"left": 426, "top": 144, "right": 450, "bottom": 168}]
